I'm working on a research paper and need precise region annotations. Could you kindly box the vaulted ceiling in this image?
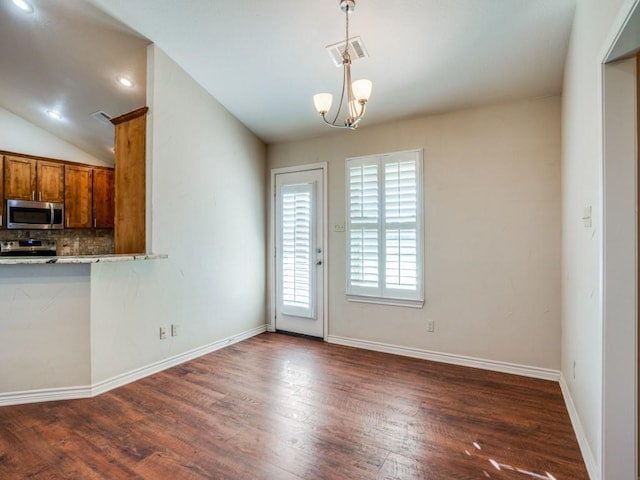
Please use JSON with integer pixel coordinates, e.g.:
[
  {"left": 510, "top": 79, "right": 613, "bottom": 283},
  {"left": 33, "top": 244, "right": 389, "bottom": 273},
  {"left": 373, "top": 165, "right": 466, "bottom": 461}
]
[{"left": 1, "top": 0, "right": 576, "bottom": 163}]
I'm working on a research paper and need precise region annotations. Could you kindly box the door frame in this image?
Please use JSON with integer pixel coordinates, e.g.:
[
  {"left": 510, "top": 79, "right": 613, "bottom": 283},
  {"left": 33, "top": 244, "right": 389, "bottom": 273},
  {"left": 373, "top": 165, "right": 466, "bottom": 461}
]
[
  {"left": 268, "top": 163, "right": 328, "bottom": 340},
  {"left": 600, "top": 1, "right": 640, "bottom": 477}
]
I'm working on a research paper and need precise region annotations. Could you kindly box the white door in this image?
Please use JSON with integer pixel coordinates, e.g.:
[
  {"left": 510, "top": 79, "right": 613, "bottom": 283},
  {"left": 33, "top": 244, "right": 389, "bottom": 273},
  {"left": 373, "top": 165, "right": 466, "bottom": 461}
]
[{"left": 274, "top": 168, "right": 324, "bottom": 337}]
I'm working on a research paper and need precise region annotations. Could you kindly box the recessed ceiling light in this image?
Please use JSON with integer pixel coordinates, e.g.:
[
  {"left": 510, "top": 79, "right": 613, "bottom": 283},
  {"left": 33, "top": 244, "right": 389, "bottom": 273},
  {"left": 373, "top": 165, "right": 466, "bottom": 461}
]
[
  {"left": 12, "top": 0, "right": 34, "bottom": 13},
  {"left": 116, "top": 75, "right": 134, "bottom": 88},
  {"left": 46, "top": 110, "right": 62, "bottom": 121}
]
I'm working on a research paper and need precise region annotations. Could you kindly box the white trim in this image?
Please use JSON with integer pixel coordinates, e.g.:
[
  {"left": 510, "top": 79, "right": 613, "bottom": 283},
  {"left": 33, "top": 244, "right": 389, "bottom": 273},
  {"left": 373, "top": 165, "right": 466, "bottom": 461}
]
[
  {"left": 346, "top": 293, "right": 424, "bottom": 308},
  {"left": 269, "top": 163, "right": 328, "bottom": 340},
  {"left": 327, "top": 335, "right": 560, "bottom": 381},
  {"left": 601, "top": 56, "right": 638, "bottom": 479},
  {"left": 91, "top": 324, "right": 267, "bottom": 396},
  {"left": 601, "top": 0, "right": 640, "bottom": 62},
  {"left": 0, "top": 325, "right": 267, "bottom": 407},
  {"left": 0, "top": 385, "right": 93, "bottom": 407},
  {"left": 560, "top": 373, "right": 599, "bottom": 480}
]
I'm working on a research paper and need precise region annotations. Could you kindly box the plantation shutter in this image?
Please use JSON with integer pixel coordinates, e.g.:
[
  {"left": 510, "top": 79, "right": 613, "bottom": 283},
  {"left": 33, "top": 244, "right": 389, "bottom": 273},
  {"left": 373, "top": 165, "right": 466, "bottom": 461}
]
[
  {"left": 383, "top": 154, "right": 419, "bottom": 293},
  {"left": 346, "top": 150, "right": 423, "bottom": 304},
  {"left": 347, "top": 160, "right": 380, "bottom": 295},
  {"left": 279, "top": 183, "right": 315, "bottom": 318}
]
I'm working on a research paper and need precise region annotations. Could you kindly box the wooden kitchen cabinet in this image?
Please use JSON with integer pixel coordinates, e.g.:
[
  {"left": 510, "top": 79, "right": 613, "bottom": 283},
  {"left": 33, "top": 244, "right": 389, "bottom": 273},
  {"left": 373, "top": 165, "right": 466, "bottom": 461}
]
[
  {"left": 37, "top": 160, "right": 65, "bottom": 202},
  {"left": 64, "top": 165, "right": 93, "bottom": 229},
  {"left": 3, "top": 156, "right": 64, "bottom": 202},
  {"left": 4, "top": 155, "right": 36, "bottom": 200},
  {"left": 112, "top": 106, "right": 147, "bottom": 254},
  {"left": 92, "top": 167, "right": 114, "bottom": 228}
]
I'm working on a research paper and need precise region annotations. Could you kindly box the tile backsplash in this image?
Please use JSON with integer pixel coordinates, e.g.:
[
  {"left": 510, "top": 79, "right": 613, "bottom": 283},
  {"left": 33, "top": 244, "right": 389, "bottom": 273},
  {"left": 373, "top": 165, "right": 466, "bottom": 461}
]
[{"left": 1, "top": 229, "right": 114, "bottom": 256}]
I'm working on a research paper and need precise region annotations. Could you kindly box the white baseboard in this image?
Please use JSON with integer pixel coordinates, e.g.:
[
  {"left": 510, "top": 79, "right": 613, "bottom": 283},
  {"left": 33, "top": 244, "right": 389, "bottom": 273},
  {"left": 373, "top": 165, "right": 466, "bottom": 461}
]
[
  {"left": 91, "top": 324, "right": 267, "bottom": 396},
  {"left": 0, "top": 324, "right": 267, "bottom": 407},
  {"left": 559, "top": 373, "right": 599, "bottom": 480},
  {"left": 0, "top": 385, "right": 92, "bottom": 407},
  {"left": 326, "top": 335, "right": 561, "bottom": 381}
]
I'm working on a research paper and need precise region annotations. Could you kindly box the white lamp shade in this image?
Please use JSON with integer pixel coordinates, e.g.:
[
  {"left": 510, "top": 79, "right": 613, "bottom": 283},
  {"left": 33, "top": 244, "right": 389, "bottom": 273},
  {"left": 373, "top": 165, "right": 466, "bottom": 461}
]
[
  {"left": 313, "top": 93, "right": 333, "bottom": 114},
  {"left": 352, "top": 79, "right": 372, "bottom": 102}
]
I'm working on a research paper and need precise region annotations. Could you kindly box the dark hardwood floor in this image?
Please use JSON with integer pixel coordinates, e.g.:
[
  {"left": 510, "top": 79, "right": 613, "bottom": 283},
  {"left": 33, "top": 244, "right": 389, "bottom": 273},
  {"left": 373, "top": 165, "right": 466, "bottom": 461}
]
[{"left": 0, "top": 333, "right": 587, "bottom": 479}]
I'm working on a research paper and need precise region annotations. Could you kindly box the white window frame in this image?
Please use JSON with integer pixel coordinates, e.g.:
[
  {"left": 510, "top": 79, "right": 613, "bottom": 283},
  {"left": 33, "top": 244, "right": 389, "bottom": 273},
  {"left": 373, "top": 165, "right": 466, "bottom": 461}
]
[{"left": 346, "top": 149, "right": 424, "bottom": 308}]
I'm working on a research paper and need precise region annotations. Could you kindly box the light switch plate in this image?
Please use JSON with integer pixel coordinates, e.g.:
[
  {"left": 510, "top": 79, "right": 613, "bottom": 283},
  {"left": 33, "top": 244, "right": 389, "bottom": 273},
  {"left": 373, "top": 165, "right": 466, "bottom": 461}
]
[{"left": 333, "top": 221, "right": 346, "bottom": 232}]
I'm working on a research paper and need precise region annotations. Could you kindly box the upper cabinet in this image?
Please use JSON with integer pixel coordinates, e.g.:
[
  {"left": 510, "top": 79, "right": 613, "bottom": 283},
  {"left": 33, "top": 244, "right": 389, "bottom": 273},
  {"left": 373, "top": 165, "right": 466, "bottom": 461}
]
[
  {"left": 2, "top": 152, "right": 115, "bottom": 231},
  {"left": 64, "top": 165, "right": 93, "bottom": 229},
  {"left": 4, "top": 156, "right": 64, "bottom": 202},
  {"left": 37, "top": 161, "right": 65, "bottom": 203},
  {"left": 93, "top": 167, "right": 114, "bottom": 229},
  {"left": 4, "top": 156, "right": 36, "bottom": 201}
]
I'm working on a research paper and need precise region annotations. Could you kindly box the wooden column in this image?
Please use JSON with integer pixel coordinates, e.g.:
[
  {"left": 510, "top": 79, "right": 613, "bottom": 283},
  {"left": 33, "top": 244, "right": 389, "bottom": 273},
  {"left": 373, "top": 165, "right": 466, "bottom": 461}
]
[{"left": 111, "top": 106, "right": 148, "bottom": 254}]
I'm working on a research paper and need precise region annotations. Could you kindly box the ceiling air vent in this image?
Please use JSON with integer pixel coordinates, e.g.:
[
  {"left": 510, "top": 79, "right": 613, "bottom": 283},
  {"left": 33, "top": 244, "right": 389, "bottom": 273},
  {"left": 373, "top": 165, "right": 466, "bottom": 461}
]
[
  {"left": 325, "top": 36, "right": 369, "bottom": 67},
  {"left": 90, "top": 110, "right": 113, "bottom": 126}
]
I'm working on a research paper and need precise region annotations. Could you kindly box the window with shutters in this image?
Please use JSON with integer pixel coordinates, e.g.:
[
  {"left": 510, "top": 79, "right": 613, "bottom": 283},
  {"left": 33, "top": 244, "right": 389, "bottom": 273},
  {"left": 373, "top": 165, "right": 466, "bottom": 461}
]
[{"left": 346, "top": 149, "right": 423, "bottom": 307}]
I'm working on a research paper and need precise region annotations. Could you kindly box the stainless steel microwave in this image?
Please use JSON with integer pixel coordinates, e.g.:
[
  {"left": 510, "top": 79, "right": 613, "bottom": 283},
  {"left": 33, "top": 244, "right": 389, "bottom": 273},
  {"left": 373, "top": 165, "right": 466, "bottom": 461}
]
[{"left": 6, "top": 199, "right": 64, "bottom": 229}]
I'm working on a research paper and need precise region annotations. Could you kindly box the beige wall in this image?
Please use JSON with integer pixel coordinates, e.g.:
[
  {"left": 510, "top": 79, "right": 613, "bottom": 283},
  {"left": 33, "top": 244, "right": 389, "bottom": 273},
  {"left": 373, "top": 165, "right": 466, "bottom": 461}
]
[
  {"left": 268, "top": 96, "right": 561, "bottom": 371},
  {"left": 89, "top": 45, "right": 267, "bottom": 383},
  {"left": 560, "top": 0, "right": 630, "bottom": 476},
  {"left": 0, "top": 265, "right": 91, "bottom": 394}
]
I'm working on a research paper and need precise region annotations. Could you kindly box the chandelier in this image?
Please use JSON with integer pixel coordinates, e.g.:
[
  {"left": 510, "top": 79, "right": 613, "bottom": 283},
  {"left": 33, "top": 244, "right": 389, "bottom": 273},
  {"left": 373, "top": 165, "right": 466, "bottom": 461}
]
[{"left": 313, "top": 0, "right": 372, "bottom": 130}]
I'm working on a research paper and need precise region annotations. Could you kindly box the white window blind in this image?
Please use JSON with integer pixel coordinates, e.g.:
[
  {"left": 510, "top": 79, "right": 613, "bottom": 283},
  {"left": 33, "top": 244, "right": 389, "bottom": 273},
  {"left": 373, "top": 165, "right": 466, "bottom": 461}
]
[
  {"left": 346, "top": 150, "right": 423, "bottom": 305},
  {"left": 279, "top": 183, "right": 315, "bottom": 318}
]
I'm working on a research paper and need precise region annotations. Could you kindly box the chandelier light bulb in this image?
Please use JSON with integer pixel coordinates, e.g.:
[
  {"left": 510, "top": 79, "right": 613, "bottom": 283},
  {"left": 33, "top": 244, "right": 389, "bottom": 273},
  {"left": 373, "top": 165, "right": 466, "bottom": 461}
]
[
  {"left": 313, "top": 93, "right": 333, "bottom": 114},
  {"left": 352, "top": 79, "right": 372, "bottom": 102}
]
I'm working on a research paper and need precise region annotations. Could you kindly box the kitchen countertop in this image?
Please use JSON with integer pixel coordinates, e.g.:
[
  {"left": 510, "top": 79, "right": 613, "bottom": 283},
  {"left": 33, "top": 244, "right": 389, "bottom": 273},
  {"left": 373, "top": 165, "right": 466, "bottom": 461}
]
[{"left": 0, "top": 253, "right": 168, "bottom": 265}]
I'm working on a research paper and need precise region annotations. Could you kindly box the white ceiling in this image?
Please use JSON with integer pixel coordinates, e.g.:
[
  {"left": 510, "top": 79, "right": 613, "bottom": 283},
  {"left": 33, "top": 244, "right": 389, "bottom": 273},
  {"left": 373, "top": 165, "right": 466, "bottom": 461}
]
[{"left": 2, "top": 0, "right": 576, "bottom": 158}]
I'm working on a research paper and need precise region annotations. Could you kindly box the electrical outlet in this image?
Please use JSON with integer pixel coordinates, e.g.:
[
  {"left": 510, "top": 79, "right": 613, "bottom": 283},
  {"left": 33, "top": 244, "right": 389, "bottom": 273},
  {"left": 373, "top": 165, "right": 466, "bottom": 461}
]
[
  {"left": 159, "top": 327, "right": 167, "bottom": 340},
  {"left": 171, "top": 324, "right": 178, "bottom": 337},
  {"left": 427, "top": 319, "right": 434, "bottom": 332}
]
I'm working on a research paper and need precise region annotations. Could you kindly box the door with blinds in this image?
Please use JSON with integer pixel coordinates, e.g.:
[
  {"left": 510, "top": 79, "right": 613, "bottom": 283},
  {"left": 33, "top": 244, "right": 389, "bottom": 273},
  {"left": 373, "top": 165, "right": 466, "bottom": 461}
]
[{"left": 274, "top": 168, "right": 324, "bottom": 337}]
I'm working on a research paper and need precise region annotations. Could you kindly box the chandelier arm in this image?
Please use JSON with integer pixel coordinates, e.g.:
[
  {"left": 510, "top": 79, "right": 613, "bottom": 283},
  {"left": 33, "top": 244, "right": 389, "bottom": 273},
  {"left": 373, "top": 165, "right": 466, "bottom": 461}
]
[
  {"left": 321, "top": 113, "right": 352, "bottom": 129},
  {"left": 348, "top": 101, "right": 367, "bottom": 128},
  {"left": 346, "top": 61, "right": 356, "bottom": 122},
  {"left": 330, "top": 58, "right": 349, "bottom": 126}
]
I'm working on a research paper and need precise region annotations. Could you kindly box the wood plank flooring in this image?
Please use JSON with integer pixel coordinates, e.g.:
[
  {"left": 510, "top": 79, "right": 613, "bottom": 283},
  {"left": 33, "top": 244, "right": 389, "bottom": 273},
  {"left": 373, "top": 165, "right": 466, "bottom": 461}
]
[{"left": 0, "top": 333, "right": 588, "bottom": 479}]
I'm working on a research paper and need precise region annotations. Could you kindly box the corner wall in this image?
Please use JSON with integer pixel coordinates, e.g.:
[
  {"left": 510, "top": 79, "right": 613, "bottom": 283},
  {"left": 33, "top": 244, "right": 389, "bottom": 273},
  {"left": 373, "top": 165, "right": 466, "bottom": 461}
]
[
  {"left": 89, "top": 45, "right": 267, "bottom": 384},
  {"left": 268, "top": 96, "right": 561, "bottom": 373},
  {"left": 560, "top": 0, "right": 630, "bottom": 477}
]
